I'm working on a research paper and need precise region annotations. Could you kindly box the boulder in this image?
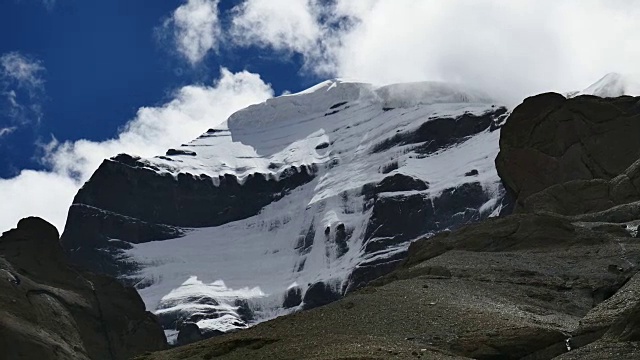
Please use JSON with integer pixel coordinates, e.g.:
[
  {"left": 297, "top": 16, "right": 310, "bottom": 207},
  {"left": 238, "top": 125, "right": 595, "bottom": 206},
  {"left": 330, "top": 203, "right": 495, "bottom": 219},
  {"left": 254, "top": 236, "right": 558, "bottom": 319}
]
[
  {"left": 496, "top": 93, "right": 640, "bottom": 209},
  {"left": 523, "top": 159, "right": 640, "bottom": 216},
  {"left": 0, "top": 217, "right": 166, "bottom": 360},
  {"left": 177, "top": 323, "right": 203, "bottom": 347},
  {"left": 302, "top": 281, "right": 341, "bottom": 310},
  {"left": 283, "top": 286, "right": 303, "bottom": 309}
]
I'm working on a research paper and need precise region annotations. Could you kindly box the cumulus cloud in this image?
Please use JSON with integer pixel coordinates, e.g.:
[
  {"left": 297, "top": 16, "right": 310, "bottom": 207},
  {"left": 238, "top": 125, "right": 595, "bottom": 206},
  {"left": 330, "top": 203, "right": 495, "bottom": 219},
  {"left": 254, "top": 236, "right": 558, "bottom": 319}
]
[
  {"left": 226, "top": 0, "right": 640, "bottom": 105},
  {"left": 229, "top": 0, "right": 353, "bottom": 75},
  {"left": 0, "top": 51, "right": 46, "bottom": 128},
  {"left": 0, "top": 68, "right": 273, "bottom": 233},
  {"left": 162, "top": 0, "right": 222, "bottom": 65}
]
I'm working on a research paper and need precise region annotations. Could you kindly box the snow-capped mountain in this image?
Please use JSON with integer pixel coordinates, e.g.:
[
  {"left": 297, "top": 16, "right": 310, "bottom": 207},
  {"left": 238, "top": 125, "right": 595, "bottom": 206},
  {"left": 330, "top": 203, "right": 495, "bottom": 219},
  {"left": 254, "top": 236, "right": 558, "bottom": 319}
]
[
  {"left": 573, "top": 72, "right": 640, "bottom": 97},
  {"left": 61, "top": 79, "right": 509, "bottom": 343}
]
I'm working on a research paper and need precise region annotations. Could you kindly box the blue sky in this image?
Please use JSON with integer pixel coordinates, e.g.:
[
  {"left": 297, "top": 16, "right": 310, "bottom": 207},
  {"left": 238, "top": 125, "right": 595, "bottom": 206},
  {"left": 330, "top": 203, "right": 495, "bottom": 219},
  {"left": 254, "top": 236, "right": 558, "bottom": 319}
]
[
  {"left": 0, "top": 0, "right": 318, "bottom": 178},
  {"left": 1, "top": 0, "right": 640, "bottom": 232}
]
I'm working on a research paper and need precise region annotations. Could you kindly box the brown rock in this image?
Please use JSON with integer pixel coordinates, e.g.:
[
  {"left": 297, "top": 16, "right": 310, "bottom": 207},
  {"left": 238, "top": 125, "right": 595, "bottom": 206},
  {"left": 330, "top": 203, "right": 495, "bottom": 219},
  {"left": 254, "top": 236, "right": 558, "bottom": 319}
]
[
  {"left": 0, "top": 217, "right": 167, "bottom": 360},
  {"left": 496, "top": 93, "right": 640, "bottom": 210}
]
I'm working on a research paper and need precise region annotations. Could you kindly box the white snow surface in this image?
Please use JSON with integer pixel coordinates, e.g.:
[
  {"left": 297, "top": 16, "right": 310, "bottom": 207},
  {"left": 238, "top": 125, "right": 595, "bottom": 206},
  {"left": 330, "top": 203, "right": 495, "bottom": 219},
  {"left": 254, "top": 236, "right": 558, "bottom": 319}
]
[
  {"left": 122, "top": 79, "right": 506, "bottom": 340},
  {"left": 576, "top": 73, "right": 640, "bottom": 98}
]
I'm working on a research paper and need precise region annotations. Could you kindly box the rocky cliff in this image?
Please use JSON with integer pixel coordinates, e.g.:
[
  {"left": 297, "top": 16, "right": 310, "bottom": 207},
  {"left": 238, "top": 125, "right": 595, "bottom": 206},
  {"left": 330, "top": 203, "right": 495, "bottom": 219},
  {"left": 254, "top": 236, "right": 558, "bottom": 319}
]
[
  {"left": 496, "top": 92, "right": 640, "bottom": 210},
  {"left": 135, "top": 92, "right": 640, "bottom": 359},
  {"left": 0, "top": 217, "right": 167, "bottom": 360}
]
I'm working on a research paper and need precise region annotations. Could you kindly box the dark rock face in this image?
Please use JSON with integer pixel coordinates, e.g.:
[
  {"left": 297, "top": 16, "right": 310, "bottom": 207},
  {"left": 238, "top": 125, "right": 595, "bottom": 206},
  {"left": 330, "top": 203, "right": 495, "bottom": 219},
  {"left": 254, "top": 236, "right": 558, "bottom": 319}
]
[
  {"left": 523, "top": 159, "right": 640, "bottom": 217},
  {"left": 496, "top": 93, "right": 640, "bottom": 209},
  {"left": 166, "top": 149, "right": 197, "bottom": 156},
  {"left": 362, "top": 179, "right": 486, "bottom": 242},
  {"left": 362, "top": 174, "right": 429, "bottom": 197},
  {"left": 283, "top": 286, "right": 303, "bottom": 309},
  {"left": 62, "top": 204, "right": 184, "bottom": 277},
  {"left": 348, "top": 181, "right": 493, "bottom": 291},
  {"left": 0, "top": 217, "right": 166, "bottom": 360},
  {"left": 61, "top": 157, "right": 316, "bottom": 277},
  {"left": 177, "top": 323, "right": 203, "bottom": 346},
  {"left": 371, "top": 107, "right": 508, "bottom": 154},
  {"left": 302, "top": 281, "right": 341, "bottom": 310},
  {"left": 69, "top": 158, "right": 316, "bottom": 228}
]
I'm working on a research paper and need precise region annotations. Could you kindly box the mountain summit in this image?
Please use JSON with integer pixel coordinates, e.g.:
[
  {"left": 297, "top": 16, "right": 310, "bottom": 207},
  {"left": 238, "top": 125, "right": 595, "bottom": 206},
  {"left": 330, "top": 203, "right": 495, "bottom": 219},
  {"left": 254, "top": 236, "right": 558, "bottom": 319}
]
[
  {"left": 576, "top": 72, "right": 640, "bottom": 98},
  {"left": 60, "top": 79, "right": 508, "bottom": 342}
]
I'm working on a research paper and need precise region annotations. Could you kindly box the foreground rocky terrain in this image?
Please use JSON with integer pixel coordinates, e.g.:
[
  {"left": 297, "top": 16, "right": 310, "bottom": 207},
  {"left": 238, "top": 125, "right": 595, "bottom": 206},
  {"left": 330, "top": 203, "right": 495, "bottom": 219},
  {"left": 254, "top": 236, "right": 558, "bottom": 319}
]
[
  {"left": 0, "top": 217, "right": 167, "bottom": 360},
  {"left": 136, "top": 92, "right": 640, "bottom": 359}
]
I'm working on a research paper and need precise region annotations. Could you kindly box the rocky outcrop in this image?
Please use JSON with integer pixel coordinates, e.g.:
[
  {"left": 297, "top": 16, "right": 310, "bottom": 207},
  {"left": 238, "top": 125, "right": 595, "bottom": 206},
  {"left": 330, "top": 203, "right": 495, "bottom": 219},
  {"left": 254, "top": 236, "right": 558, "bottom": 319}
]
[
  {"left": 0, "top": 217, "right": 166, "bottom": 360},
  {"left": 371, "top": 107, "right": 507, "bottom": 154},
  {"left": 70, "top": 155, "right": 317, "bottom": 228},
  {"left": 496, "top": 93, "right": 640, "bottom": 210},
  {"left": 61, "top": 155, "right": 316, "bottom": 277},
  {"left": 347, "top": 180, "right": 496, "bottom": 291},
  {"left": 176, "top": 323, "right": 204, "bottom": 346},
  {"left": 302, "top": 281, "right": 342, "bottom": 310},
  {"left": 523, "top": 158, "right": 640, "bottom": 217}
]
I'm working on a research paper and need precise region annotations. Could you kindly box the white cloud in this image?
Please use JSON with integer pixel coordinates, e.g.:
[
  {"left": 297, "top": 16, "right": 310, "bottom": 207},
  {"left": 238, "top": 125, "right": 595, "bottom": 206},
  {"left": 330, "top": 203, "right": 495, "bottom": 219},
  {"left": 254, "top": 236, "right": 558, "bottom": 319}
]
[
  {"left": 229, "top": 0, "right": 349, "bottom": 75},
  {"left": 227, "top": 0, "right": 640, "bottom": 105},
  {"left": 162, "top": 0, "right": 221, "bottom": 65},
  {"left": 230, "top": 0, "right": 321, "bottom": 52},
  {"left": 1, "top": 52, "right": 45, "bottom": 91},
  {"left": 0, "top": 126, "right": 16, "bottom": 138},
  {"left": 0, "top": 170, "right": 79, "bottom": 234},
  {"left": 1, "top": 51, "right": 46, "bottom": 127},
  {"left": 0, "top": 68, "right": 274, "bottom": 233}
]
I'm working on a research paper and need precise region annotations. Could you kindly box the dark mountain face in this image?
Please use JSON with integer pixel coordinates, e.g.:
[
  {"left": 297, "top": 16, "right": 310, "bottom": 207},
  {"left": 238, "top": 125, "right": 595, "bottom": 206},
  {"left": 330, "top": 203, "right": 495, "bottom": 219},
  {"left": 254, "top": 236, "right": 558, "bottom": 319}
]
[
  {"left": 0, "top": 217, "right": 167, "bottom": 360},
  {"left": 137, "top": 93, "right": 640, "bottom": 360}
]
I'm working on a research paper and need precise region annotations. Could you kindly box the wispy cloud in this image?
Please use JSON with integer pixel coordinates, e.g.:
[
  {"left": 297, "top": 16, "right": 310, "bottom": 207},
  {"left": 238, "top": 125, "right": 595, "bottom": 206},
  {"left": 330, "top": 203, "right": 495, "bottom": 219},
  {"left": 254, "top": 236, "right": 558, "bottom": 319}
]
[
  {"left": 0, "top": 126, "right": 17, "bottom": 138},
  {"left": 41, "top": 0, "right": 55, "bottom": 10},
  {"left": 160, "top": 0, "right": 222, "bottom": 65},
  {"left": 1, "top": 52, "right": 45, "bottom": 93},
  {"left": 0, "top": 51, "right": 46, "bottom": 129}
]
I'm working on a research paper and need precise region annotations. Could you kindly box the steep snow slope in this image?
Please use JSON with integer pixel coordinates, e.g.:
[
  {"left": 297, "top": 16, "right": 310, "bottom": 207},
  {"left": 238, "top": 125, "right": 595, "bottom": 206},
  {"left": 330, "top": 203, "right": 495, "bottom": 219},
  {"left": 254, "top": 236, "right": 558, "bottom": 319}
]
[
  {"left": 62, "top": 80, "right": 509, "bottom": 343},
  {"left": 574, "top": 72, "right": 640, "bottom": 97}
]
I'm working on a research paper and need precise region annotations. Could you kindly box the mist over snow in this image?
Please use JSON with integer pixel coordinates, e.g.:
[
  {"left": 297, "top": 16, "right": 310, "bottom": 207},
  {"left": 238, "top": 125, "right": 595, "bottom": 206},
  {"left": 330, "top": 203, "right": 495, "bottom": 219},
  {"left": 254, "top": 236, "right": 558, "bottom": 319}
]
[{"left": 576, "top": 73, "right": 640, "bottom": 98}]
